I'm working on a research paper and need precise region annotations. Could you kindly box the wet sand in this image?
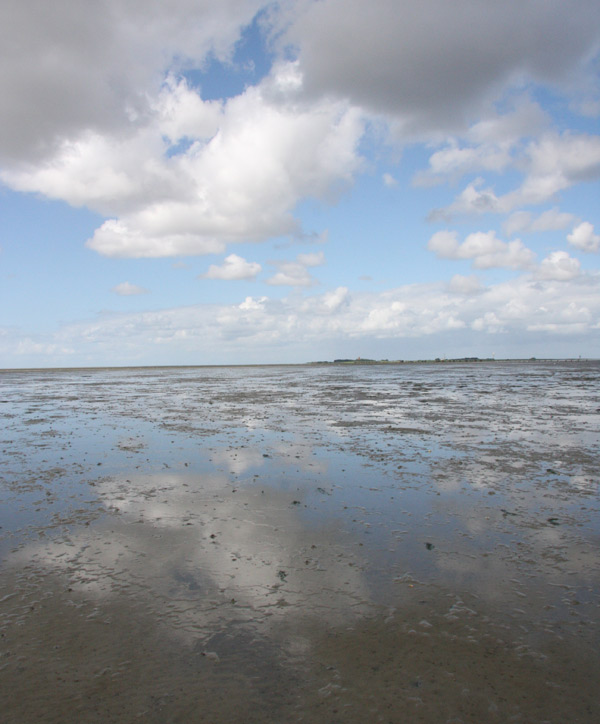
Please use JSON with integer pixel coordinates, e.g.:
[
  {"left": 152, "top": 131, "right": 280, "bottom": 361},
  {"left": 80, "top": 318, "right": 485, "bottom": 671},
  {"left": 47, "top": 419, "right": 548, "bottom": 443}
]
[{"left": 1, "top": 361, "right": 599, "bottom": 722}]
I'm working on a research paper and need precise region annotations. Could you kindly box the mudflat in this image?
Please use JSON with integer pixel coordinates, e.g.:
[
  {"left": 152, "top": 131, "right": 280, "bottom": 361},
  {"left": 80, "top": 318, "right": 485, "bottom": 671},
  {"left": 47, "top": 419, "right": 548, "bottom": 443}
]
[{"left": 1, "top": 361, "right": 598, "bottom": 723}]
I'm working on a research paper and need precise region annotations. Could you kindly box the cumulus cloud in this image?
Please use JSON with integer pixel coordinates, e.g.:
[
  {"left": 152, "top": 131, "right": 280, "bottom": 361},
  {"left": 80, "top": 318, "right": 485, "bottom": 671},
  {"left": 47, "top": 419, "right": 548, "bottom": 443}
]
[
  {"left": 202, "top": 254, "right": 262, "bottom": 280},
  {"left": 414, "top": 144, "right": 510, "bottom": 188},
  {"left": 0, "top": 0, "right": 267, "bottom": 164},
  {"left": 112, "top": 282, "right": 149, "bottom": 296},
  {"left": 429, "top": 179, "right": 504, "bottom": 220},
  {"left": 322, "top": 286, "right": 350, "bottom": 310},
  {"left": 517, "top": 132, "right": 600, "bottom": 204},
  {"left": 428, "top": 230, "right": 536, "bottom": 270},
  {"left": 568, "top": 222, "right": 600, "bottom": 253},
  {"left": 1, "top": 1, "right": 599, "bottom": 368},
  {"left": 266, "top": 251, "right": 325, "bottom": 287},
  {"left": 471, "top": 312, "right": 504, "bottom": 334},
  {"left": 414, "top": 98, "right": 548, "bottom": 187},
  {"left": 1, "top": 1, "right": 598, "bottom": 263},
  {"left": 278, "top": 0, "right": 600, "bottom": 134},
  {"left": 467, "top": 97, "right": 549, "bottom": 146},
  {"left": 431, "top": 132, "right": 600, "bottom": 220},
  {"left": 1, "top": 69, "right": 364, "bottom": 258},
  {"left": 537, "top": 251, "right": 581, "bottom": 281},
  {"left": 238, "top": 296, "right": 268, "bottom": 310}
]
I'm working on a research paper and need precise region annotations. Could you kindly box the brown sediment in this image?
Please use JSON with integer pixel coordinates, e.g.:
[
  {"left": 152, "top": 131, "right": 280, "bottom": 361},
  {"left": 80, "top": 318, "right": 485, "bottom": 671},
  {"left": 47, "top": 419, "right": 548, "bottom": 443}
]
[{"left": 1, "top": 570, "right": 598, "bottom": 723}]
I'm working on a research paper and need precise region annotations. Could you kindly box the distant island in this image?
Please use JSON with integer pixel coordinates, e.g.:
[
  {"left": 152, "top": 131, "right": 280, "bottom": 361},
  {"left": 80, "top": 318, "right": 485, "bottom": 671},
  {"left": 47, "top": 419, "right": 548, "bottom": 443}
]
[{"left": 309, "top": 356, "right": 546, "bottom": 365}]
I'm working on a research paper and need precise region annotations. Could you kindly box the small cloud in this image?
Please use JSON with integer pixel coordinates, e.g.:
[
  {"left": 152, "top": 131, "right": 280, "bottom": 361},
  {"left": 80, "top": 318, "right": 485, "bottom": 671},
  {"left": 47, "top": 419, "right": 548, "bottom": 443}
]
[
  {"left": 239, "top": 296, "right": 268, "bottom": 311},
  {"left": 112, "top": 282, "right": 149, "bottom": 296},
  {"left": 297, "top": 251, "right": 325, "bottom": 267},
  {"left": 266, "top": 251, "right": 325, "bottom": 287},
  {"left": 383, "top": 172, "right": 398, "bottom": 187},
  {"left": 428, "top": 230, "right": 460, "bottom": 257},
  {"left": 537, "top": 251, "right": 581, "bottom": 281},
  {"left": 202, "top": 254, "right": 261, "bottom": 280},
  {"left": 428, "top": 229, "right": 535, "bottom": 270},
  {"left": 567, "top": 222, "right": 600, "bottom": 253},
  {"left": 428, "top": 178, "right": 502, "bottom": 221},
  {"left": 322, "top": 286, "right": 349, "bottom": 311}
]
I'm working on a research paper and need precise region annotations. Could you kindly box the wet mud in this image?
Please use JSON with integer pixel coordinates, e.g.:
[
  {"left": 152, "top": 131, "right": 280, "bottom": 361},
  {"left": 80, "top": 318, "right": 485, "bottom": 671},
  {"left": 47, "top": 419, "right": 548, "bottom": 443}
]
[{"left": 1, "top": 361, "right": 599, "bottom": 722}]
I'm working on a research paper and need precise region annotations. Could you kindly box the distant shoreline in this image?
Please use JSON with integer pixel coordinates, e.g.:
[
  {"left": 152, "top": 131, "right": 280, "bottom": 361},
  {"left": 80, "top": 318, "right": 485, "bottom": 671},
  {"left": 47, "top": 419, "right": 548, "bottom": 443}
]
[
  {"left": 310, "top": 356, "right": 594, "bottom": 365},
  {"left": 1, "top": 357, "right": 596, "bottom": 373}
]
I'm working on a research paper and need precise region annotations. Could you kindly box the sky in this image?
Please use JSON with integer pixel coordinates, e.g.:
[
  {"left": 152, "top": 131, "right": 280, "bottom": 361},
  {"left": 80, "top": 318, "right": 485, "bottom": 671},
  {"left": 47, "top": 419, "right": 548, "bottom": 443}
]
[{"left": 1, "top": 0, "right": 600, "bottom": 367}]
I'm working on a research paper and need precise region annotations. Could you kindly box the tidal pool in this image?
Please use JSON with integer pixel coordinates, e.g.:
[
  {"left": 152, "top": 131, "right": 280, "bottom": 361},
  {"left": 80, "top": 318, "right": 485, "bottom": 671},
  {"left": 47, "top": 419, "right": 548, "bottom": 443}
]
[{"left": 1, "top": 361, "right": 599, "bottom": 722}]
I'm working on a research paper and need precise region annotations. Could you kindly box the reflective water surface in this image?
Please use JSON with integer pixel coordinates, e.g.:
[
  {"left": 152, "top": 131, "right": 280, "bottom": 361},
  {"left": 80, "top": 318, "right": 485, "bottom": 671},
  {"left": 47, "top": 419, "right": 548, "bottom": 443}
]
[{"left": 1, "top": 362, "right": 599, "bottom": 722}]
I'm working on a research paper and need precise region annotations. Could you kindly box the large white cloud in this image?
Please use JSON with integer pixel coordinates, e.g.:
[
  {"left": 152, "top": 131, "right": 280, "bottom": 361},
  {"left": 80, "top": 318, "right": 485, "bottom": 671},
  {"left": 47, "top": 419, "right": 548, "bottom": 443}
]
[
  {"left": 1, "top": 70, "right": 364, "bottom": 257},
  {"left": 1, "top": 1, "right": 598, "bottom": 262},
  {"left": 0, "top": 0, "right": 269, "bottom": 164}
]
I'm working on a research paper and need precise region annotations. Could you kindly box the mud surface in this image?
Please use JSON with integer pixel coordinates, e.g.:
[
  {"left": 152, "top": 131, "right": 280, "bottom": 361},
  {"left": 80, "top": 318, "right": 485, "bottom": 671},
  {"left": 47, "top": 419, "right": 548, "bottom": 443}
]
[{"left": 1, "top": 361, "right": 599, "bottom": 722}]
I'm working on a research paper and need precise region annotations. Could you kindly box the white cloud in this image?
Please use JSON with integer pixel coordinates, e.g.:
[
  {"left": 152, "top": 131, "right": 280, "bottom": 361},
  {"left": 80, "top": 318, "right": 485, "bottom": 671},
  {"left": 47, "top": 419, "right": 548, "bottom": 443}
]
[
  {"left": 517, "top": 132, "right": 600, "bottom": 204},
  {"left": 537, "top": 251, "right": 581, "bottom": 281},
  {"left": 472, "top": 312, "right": 504, "bottom": 333},
  {"left": 427, "top": 230, "right": 460, "bottom": 257},
  {"left": 112, "top": 282, "right": 149, "bottom": 296},
  {"left": 1, "top": 68, "right": 364, "bottom": 258},
  {"left": 428, "top": 230, "right": 536, "bottom": 270},
  {"left": 431, "top": 132, "right": 600, "bottom": 220},
  {"left": 568, "top": 221, "right": 600, "bottom": 253},
  {"left": 297, "top": 251, "right": 325, "bottom": 267},
  {"left": 202, "top": 254, "right": 262, "bottom": 280},
  {"left": 1, "top": 1, "right": 598, "bottom": 267},
  {"left": 0, "top": 1, "right": 598, "bottom": 370},
  {"left": 414, "top": 143, "right": 510, "bottom": 187},
  {"left": 504, "top": 208, "right": 576, "bottom": 237},
  {"left": 413, "top": 98, "right": 548, "bottom": 187},
  {"left": 468, "top": 97, "right": 548, "bottom": 146},
  {"left": 4, "top": 271, "right": 600, "bottom": 366},
  {"left": 429, "top": 178, "right": 504, "bottom": 219},
  {"left": 447, "top": 274, "right": 482, "bottom": 295},
  {"left": 266, "top": 251, "right": 325, "bottom": 287},
  {"left": 239, "top": 296, "right": 268, "bottom": 310},
  {"left": 322, "top": 286, "right": 350, "bottom": 310}
]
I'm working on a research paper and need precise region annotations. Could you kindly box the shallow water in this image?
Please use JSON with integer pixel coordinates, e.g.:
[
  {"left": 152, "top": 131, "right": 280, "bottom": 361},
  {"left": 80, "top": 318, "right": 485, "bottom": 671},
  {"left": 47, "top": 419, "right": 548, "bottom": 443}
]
[{"left": 1, "top": 361, "right": 599, "bottom": 722}]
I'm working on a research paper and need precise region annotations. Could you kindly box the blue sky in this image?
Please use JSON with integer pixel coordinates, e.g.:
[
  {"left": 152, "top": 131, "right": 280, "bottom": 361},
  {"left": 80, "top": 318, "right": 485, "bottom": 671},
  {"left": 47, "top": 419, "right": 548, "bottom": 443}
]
[{"left": 1, "top": 0, "right": 599, "bottom": 367}]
